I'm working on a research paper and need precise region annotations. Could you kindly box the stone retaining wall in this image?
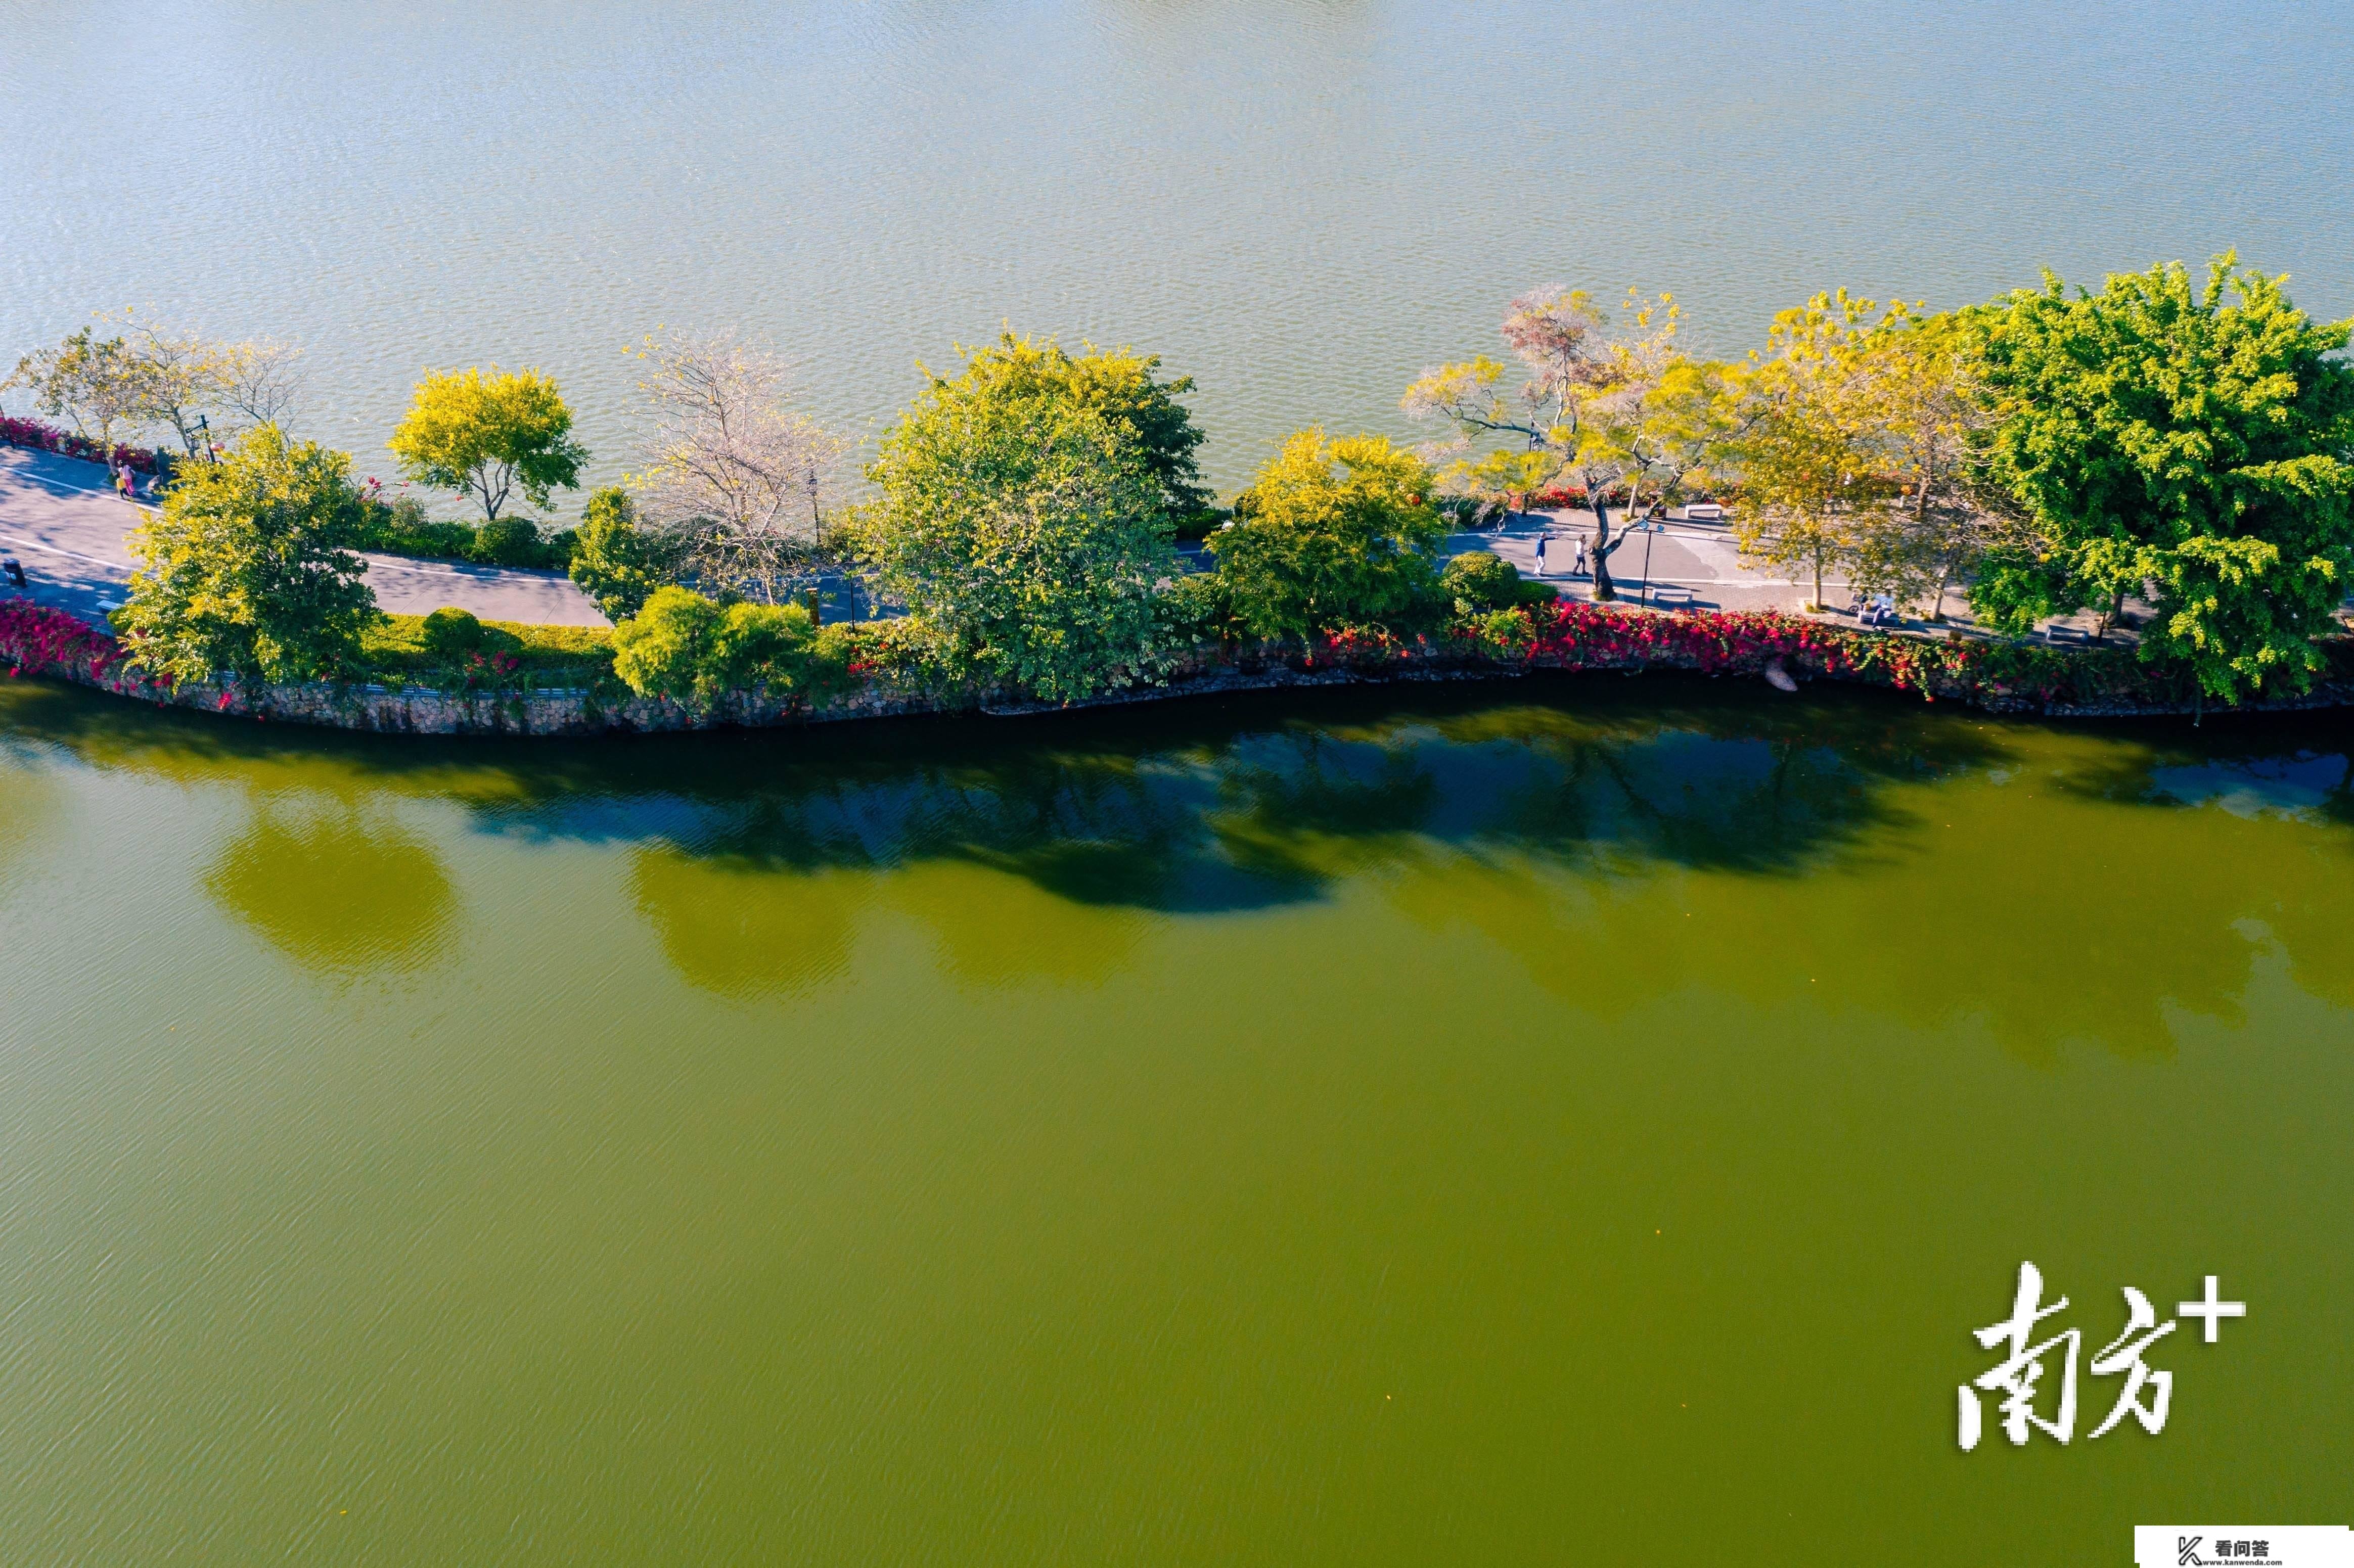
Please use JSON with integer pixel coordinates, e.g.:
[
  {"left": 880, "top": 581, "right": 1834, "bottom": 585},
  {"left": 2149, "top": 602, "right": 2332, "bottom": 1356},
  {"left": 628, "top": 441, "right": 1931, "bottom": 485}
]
[{"left": 25, "top": 651, "right": 2352, "bottom": 737}]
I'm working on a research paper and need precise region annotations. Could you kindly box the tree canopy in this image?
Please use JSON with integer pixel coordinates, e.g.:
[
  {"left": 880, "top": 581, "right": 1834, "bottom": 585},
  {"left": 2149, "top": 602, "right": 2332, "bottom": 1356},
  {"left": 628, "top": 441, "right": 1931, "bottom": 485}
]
[
  {"left": 6, "top": 327, "right": 149, "bottom": 467},
  {"left": 627, "top": 331, "right": 847, "bottom": 602},
  {"left": 1969, "top": 254, "right": 2354, "bottom": 698},
  {"left": 857, "top": 345, "right": 1180, "bottom": 703},
  {"left": 1404, "top": 289, "right": 1728, "bottom": 600},
  {"left": 941, "top": 334, "right": 1211, "bottom": 523},
  {"left": 569, "top": 486, "right": 674, "bottom": 621},
  {"left": 389, "top": 366, "right": 587, "bottom": 524},
  {"left": 1724, "top": 291, "right": 1888, "bottom": 611},
  {"left": 1207, "top": 429, "right": 1446, "bottom": 637},
  {"left": 116, "top": 424, "right": 377, "bottom": 684}
]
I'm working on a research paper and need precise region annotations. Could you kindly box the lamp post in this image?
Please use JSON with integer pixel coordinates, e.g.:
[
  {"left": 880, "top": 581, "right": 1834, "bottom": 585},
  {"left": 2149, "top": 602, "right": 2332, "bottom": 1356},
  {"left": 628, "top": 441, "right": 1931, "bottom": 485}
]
[{"left": 1638, "top": 520, "right": 1663, "bottom": 607}]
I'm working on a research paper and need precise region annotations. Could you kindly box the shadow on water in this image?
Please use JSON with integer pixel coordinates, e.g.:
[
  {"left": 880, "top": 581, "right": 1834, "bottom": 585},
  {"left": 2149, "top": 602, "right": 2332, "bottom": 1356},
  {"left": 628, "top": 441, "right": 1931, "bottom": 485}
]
[
  {"left": 0, "top": 674, "right": 2010, "bottom": 912},
  {"left": 10, "top": 673, "right": 2354, "bottom": 1047}
]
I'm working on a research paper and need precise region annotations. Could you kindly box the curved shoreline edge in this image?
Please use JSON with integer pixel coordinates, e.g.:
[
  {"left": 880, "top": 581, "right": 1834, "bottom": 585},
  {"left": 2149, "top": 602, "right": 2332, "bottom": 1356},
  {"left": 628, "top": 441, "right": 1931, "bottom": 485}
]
[{"left": 9, "top": 599, "right": 2351, "bottom": 735}]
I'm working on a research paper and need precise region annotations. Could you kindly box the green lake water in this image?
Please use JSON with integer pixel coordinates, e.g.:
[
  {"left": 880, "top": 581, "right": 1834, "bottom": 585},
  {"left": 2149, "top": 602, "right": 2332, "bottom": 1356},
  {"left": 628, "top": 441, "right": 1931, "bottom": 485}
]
[{"left": 1, "top": 674, "right": 2348, "bottom": 1562}]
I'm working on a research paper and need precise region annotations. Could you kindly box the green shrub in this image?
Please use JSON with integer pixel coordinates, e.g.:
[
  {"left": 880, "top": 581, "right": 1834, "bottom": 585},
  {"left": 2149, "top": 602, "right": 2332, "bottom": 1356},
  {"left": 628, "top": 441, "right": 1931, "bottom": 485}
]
[
  {"left": 1459, "top": 605, "right": 1538, "bottom": 657},
  {"left": 707, "top": 602, "right": 816, "bottom": 694},
  {"left": 1169, "top": 505, "right": 1229, "bottom": 543},
  {"left": 610, "top": 590, "right": 858, "bottom": 705},
  {"left": 570, "top": 487, "right": 670, "bottom": 619},
  {"left": 357, "top": 494, "right": 479, "bottom": 561},
  {"left": 471, "top": 515, "right": 544, "bottom": 567},
  {"left": 610, "top": 586, "right": 722, "bottom": 702},
  {"left": 420, "top": 606, "right": 488, "bottom": 657},
  {"left": 1439, "top": 551, "right": 1524, "bottom": 612},
  {"left": 1156, "top": 569, "right": 1241, "bottom": 645}
]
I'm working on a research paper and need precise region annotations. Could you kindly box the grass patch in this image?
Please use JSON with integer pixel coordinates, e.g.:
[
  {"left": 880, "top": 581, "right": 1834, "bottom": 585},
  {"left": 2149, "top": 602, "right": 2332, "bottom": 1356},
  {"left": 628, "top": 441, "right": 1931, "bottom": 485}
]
[{"left": 361, "top": 613, "right": 615, "bottom": 688}]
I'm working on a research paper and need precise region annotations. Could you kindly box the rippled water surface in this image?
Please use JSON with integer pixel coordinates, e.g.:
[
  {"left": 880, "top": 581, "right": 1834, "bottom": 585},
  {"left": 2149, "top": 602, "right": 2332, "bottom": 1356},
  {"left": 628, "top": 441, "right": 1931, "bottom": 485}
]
[
  {"left": 5, "top": 1, "right": 2352, "bottom": 490},
  {"left": 2, "top": 675, "right": 2351, "bottom": 1562}
]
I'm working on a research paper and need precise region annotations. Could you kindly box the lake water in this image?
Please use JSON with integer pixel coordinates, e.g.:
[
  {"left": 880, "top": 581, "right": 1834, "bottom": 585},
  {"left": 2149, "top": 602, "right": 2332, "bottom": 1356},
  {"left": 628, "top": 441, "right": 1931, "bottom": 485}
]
[
  {"left": 7, "top": 4, "right": 2354, "bottom": 1560},
  {"left": 5, "top": 1, "right": 2352, "bottom": 494},
  {"left": 2, "top": 674, "right": 2351, "bottom": 1561}
]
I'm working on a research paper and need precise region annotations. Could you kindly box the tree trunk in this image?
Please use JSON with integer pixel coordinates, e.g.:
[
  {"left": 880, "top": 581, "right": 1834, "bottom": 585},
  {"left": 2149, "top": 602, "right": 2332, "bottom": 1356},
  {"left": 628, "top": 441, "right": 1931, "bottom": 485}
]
[
  {"left": 1813, "top": 546, "right": 1825, "bottom": 613},
  {"left": 1589, "top": 501, "right": 1618, "bottom": 602},
  {"left": 2093, "top": 585, "right": 2126, "bottom": 642}
]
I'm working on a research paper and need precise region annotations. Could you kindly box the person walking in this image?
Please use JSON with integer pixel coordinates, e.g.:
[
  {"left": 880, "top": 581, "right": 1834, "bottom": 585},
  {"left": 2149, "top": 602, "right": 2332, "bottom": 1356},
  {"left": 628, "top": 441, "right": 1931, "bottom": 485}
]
[
  {"left": 1571, "top": 535, "right": 1589, "bottom": 578},
  {"left": 1534, "top": 533, "right": 1550, "bottom": 577}
]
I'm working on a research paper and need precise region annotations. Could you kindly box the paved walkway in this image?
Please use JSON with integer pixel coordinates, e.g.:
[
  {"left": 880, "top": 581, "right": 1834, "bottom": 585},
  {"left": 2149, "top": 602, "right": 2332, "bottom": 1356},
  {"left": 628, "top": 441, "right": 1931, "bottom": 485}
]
[
  {"left": 1454, "top": 510, "right": 2133, "bottom": 643},
  {"left": 1466, "top": 511, "right": 1864, "bottom": 613},
  {"left": 0, "top": 445, "right": 609, "bottom": 629}
]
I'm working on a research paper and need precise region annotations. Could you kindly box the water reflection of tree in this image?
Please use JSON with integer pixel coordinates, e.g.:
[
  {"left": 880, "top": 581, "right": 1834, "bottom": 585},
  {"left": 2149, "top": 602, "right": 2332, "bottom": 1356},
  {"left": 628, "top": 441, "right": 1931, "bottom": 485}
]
[
  {"left": 0, "top": 759, "right": 63, "bottom": 893},
  {"left": 203, "top": 806, "right": 457, "bottom": 974},
  {"left": 629, "top": 847, "right": 860, "bottom": 998},
  {"left": 18, "top": 674, "right": 2354, "bottom": 1054}
]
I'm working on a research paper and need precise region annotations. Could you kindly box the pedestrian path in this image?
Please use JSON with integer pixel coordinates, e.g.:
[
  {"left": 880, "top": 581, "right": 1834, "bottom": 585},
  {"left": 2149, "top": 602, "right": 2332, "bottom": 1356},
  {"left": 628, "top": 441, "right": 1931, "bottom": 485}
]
[
  {"left": 0, "top": 445, "right": 609, "bottom": 629},
  {"left": 1458, "top": 511, "right": 1866, "bottom": 614}
]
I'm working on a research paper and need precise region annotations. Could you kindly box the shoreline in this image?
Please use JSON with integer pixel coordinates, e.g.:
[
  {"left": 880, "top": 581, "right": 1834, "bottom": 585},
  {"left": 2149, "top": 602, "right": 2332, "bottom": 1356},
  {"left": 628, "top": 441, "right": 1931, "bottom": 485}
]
[{"left": 8, "top": 597, "right": 2347, "bottom": 736}]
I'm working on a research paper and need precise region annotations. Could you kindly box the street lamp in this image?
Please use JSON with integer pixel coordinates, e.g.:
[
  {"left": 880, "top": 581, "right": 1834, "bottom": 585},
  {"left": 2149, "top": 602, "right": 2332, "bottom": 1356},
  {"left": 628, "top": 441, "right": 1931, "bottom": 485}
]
[{"left": 1638, "top": 520, "right": 1665, "bottom": 607}]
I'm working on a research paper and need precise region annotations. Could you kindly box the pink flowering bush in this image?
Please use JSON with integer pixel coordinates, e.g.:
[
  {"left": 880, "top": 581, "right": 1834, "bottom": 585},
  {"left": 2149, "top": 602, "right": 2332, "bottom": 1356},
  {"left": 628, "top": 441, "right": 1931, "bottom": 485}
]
[
  {"left": 0, "top": 601, "right": 130, "bottom": 682},
  {"left": 1280, "top": 599, "right": 2198, "bottom": 709},
  {"left": 1512, "top": 601, "right": 2166, "bottom": 706},
  {"left": 0, "top": 414, "right": 165, "bottom": 475}
]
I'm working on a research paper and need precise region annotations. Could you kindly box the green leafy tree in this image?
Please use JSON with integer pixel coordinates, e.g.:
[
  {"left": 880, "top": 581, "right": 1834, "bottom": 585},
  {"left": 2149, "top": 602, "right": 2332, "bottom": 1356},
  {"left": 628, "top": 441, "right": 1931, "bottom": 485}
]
[
  {"left": 942, "top": 333, "right": 1211, "bottom": 522},
  {"left": 569, "top": 486, "right": 672, "bottom": 620},
  {"left": 1405, "top": 289, "right": 1733, "bottom": 601},
  {"left": 1726, "top": 291, "right": 1887, "bottom": 612},
  {"left": 7, "top": 326, "right": 151, "bottom": 470},
  {"left": 388, "top": 365, "right": 587, "bottom": 524},
  {"left": 1970, "top": 254, "right": 2354, "bottom": 699},
  {"left": 857, "top": 347, "right": 1179, "bottom": 702},
  {"left": 1207, "top": 429, "right": 1446, "bottom": 637},
  {"left": 115, "top": 424, "right": 376, "bottom": 684}
]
